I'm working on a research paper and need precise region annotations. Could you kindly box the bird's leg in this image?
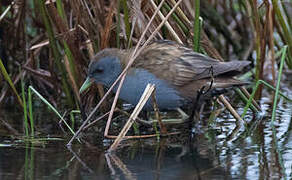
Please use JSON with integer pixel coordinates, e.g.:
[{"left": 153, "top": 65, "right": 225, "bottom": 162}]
[
  {"left": 144, "top": 108, "right": 189, "bottom": 125},
  {"left": 176, "top": 108, "right": 189, "bottom": 121},
  {"left": 140, "top": 111, "right": 149, "bottom": 121},
  {"left": 210, "top": 88, "right": 228, "bottom": 96},
  {"left": 146, "top": 66, "right": 216, "bottom": 126},
  {"left": 189, "top": 66, "right": 215, "bottom": 122},
  {"left": 203, "top": 66, "right": 214, "bottom": 95},
  {"left": 151, "top": 89, "right": 168, "bottom": 134},
  {"left": 189, "top": 87, "right": 204, "bottom": 123}
]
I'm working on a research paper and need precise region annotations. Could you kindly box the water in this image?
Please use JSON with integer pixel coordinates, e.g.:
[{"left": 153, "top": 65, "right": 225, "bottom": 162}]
[{"left": 0, "top": 90, "right": 291, "bottom": 179}]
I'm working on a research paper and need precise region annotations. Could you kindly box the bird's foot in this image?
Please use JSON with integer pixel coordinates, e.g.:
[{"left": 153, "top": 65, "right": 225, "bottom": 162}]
[{"left": 139, "top": 108, "right": 189, "bottom": 125}]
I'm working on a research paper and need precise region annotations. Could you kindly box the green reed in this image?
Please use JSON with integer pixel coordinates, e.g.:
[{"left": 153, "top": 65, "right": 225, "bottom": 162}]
[
  {"left": 28, "top": 86, "right": 75, "bottom": 136},
  {"left": 241, "top": 46, "right": 291, "bottom": 119},
  {"left": 193, "top": 0, "right": 200, "bottom": 52},
  {"left": 122, "top": 0, "right": 131, "bottom": 47},
  {"left": 21, "top": 76, "right": 29, "bottom": 137},
  {"left": 0, "top": 58, "right": 23, "bottom": 107},
  {"left": 35, "top": 0, "right": 74, "bottom": 106}
]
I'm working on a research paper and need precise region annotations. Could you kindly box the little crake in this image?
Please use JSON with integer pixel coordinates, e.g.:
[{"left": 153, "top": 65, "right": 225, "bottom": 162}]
[{"left": 80, "top": 40, "right": 250, "bottom": 110}]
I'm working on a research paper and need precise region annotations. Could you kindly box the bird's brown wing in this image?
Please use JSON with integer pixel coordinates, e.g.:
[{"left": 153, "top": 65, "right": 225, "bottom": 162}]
[{"left": 133, "top": 40, "right": 250, "bottom": 86}]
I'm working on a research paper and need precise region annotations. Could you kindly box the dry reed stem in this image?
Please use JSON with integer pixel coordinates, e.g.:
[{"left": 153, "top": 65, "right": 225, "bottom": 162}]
[
  {"left": 0, "top": 1, "right": 14, "bottom": 22},
  {"left": 105, "top": 132, "right": 180, "bottom": 139},
  {"left": 108, "top": 154, "right": 135, "bottom": 179},
  {"left": 101, "top": 0, "right": 115, "bottom": 49},
  {"left": 83, "top": 110, "right": 111, "bottom": 131},
  {"left": 149, "top": 0, "right": 181, "bottom": 42},
  {"left": 218, "top": 95, "right": 242, "bottom": 121},
  {"left": 108, "top": 84, "right": 155, "bottom": 151},
  {"left": 240, "top": 87, "right": 261, "bottom": 111},
  {"left": 151, "top": 88, "right": 168, "bottom": 134},
  {"left": 64, "top": 56, "right": 80, "bottom": 102},
  {"left": 105, "top": 154, "right": 116, "bottom": 175},
  {"left": 0, "top": 118, "right": 20, "bottom": 135},
  {"left": 29, "top": 40, "right": 50, "bottom": 50},
  {"left": 268, "top": 4, "right": 276, "bottom": 86}
]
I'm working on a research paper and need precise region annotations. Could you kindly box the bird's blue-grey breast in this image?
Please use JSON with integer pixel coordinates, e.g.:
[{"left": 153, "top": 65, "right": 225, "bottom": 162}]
[{"left": 88, "top": 56, "right": 187, "bottom": 110}]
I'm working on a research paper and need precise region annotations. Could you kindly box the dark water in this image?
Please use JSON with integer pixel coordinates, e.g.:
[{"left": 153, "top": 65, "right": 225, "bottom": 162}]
[{"left": 0, "top": 89, "right": 291, "bottom": 179}]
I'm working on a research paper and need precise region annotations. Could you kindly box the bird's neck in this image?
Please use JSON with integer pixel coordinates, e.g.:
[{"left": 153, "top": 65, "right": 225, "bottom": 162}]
[{"left": 118, "top": 49, "right": 132, "bottom": 69}]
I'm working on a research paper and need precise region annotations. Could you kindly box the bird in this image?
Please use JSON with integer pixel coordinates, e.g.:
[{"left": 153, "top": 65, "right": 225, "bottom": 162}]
[{"left": 80, "top": 40, "right": 250, "bottom": 111}]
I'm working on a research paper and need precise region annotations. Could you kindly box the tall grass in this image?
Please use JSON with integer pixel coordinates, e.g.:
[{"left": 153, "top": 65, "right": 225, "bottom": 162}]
[
  {"left": 1, "top": 0, "right": 290, "bottom": 106},
  {"left": 21, "top": 76, "right": 29, "bottom": 136},
  {"left": 0, "top": 58, "right": 23, "bottom": 108}
]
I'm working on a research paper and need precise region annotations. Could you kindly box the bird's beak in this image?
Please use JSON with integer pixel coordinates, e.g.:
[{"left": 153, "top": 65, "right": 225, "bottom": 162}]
[{"left": 79, "top": 77, "right": 93, "bottom": 94}]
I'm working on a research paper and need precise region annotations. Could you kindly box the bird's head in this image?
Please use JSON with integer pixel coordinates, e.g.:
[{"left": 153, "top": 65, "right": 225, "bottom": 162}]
[{"left": 80, "top": 49, "right": 123, "bottom": 93}]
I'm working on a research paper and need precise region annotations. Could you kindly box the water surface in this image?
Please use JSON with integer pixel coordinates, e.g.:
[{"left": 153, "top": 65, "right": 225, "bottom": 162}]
[{"left": 0, "top": 86, "right": 291, "bottom": 180}]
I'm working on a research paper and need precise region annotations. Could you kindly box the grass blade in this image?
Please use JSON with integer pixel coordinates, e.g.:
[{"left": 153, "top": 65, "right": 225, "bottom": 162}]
[{"left": 0, "top": 58, "right": 23, "bottom": 107}]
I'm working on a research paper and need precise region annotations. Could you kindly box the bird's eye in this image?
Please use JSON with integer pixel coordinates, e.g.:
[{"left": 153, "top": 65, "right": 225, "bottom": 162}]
[{"left": 94, "top": 67, "right": 104, "bottom": 73}]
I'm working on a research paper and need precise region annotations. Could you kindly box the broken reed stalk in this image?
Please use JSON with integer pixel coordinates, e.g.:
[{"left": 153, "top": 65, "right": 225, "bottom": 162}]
[
  {"left": 105, "top": 133, "right": 180, "bottom": 139},
  {"left": 0, "top": 1, "right": 14, "bottom": 22},
  {"left": 151, "top": 88, "right": 168, "bottom": 135},
  {"left": 218, "top": 95, "right": 243, "bottom": 121},
  {"left": 104, "top": 73, "right": 126, "bottom": 137},
  {"left": 239, "top": 87, "right": 261, "bottom": 111},
  {"left": 83, "top": 111, "right": 112, "bottom": 131},
  {"left": 108, "top": 84, "right": 155, "bottom": 152}
]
